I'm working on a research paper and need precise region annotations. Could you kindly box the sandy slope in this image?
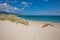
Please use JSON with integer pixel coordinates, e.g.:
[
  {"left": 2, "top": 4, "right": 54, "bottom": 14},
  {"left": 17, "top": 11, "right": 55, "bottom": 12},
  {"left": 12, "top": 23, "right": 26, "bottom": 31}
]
[{"left": 0, "top": 20, "right": 60, "bottom": 40}]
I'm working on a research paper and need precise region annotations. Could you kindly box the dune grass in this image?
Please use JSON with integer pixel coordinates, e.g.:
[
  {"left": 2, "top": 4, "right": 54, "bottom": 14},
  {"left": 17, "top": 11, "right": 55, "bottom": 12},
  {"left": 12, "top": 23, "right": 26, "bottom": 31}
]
[
  {"left": 0, "top": 14, "right": 29, "bottom": 26},
  {"left": 42, "top": 23, "right": 54, "bottom": 28}
]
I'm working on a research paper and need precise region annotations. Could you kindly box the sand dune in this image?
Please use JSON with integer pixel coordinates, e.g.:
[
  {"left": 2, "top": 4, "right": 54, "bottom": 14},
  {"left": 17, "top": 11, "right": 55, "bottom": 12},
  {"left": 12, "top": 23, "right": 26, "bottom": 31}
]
[{"left": 0, "top": 20, "right": 60, "bottom": 40}]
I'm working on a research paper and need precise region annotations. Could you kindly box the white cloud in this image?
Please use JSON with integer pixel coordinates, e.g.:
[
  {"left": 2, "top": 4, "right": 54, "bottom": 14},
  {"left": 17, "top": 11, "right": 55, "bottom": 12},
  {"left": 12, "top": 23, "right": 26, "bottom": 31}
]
[
  {"left": 21, "top": 1, "right": 29, "bottom": 8},
  {"left": 0, "top": 2, "right": 33, "bottom": 13},
  {"left": 21, "top": 1, "right": 32, "bottom": 8},
  {"left": 14, "top": 7, "right": 18, "bottom": 10},
  {"left": 22, "top": 1, "right": 28, "bottom": 5},
  {"left": 0, "top": 3, "right": 21, "bottom": 13},
  {"left": 3, "top": 3, "right": 7, "bottom": 5}
]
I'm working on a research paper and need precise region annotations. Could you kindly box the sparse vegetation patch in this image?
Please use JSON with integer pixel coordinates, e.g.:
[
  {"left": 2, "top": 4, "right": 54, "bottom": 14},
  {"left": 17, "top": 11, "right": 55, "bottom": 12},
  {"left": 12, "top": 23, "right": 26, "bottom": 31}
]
[{"left": 0, "top": 14, "right": 29, "bottom": 26}]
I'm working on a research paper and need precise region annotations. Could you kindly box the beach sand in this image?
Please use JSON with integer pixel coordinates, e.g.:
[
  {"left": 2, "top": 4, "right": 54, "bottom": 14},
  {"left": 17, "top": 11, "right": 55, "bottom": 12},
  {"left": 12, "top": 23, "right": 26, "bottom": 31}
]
[{"left": 0, "top": 20, "right": 60, "bottom": 40}]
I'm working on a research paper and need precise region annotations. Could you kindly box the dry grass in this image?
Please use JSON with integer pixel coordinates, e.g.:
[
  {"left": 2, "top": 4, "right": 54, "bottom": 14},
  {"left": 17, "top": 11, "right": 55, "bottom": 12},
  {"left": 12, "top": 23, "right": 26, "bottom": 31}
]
[
  {"left": 0, "top": 14, "right": 29, "bottom": 26},
  {"left": 42, "top": 23, "right": 54, "bottom": 28}
]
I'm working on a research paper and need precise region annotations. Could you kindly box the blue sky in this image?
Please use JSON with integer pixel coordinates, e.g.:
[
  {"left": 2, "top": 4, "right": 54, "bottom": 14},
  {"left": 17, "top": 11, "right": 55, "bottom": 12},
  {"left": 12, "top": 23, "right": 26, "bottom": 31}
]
[{"left": 0, "top": 0, "right": 60, "bottom": 15}]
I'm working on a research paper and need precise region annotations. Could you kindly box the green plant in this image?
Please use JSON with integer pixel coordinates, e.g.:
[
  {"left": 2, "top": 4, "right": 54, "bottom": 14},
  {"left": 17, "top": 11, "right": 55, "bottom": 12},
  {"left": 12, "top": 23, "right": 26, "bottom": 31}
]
[
  {"left": 0, "top": 14, "right": 29, "bottom": 26},
  {"left": 42, "top": 23, "right": 54, "bottom": 28}
]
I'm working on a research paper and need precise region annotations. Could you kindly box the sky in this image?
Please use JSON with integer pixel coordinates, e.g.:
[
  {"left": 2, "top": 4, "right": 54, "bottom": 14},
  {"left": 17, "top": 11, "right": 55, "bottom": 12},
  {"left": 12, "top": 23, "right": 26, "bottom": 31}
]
[{"left": 0, "top": 0, "right": 60, "bottom": 15}]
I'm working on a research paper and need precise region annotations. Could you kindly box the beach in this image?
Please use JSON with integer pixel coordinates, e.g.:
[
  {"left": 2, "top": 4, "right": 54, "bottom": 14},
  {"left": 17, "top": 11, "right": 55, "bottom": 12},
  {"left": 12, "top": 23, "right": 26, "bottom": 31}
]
[
  {"left": 0, "top": 0, "right": 60, "bottom": 40},
  {"left": 0, "top": 20, "right": 60, "bottom": 40}
]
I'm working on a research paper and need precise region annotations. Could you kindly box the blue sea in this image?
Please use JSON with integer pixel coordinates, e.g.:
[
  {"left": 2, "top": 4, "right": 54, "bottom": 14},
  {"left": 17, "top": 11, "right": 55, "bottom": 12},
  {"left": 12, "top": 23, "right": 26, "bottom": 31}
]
[{"left": 19, "top": 16, "right": 60, "bottom": 23}]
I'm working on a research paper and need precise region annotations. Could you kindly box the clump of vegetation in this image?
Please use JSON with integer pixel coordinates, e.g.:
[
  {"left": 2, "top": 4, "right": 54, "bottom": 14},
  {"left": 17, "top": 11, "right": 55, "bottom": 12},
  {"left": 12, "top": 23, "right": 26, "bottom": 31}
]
[
  {"left": 0, "top": 14, "right": 29, "bottom": 26},
  {"left": 42, "top": 23, "right": 54, "bottom": 28}
]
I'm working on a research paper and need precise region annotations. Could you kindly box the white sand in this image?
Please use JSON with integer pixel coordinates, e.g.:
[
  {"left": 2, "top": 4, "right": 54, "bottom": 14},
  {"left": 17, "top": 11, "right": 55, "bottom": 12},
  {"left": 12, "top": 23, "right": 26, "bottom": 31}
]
[{"left": 0, "top": 20, "right": 60, "bottom": 40}]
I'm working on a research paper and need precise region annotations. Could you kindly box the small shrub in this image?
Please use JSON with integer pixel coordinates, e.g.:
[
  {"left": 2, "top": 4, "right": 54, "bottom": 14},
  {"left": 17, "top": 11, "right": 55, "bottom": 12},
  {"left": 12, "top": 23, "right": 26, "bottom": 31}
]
[
  {"left": 0, "top": 14, "right": 29, "bottom": 26},
  {"left": 42, "top": 23, "right": 54, "bottom": 28}
]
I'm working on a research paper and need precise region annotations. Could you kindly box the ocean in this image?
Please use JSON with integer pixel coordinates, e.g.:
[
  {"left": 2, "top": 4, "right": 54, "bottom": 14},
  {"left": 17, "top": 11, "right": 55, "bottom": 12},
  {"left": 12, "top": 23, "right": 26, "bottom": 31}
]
[{"left": 19, "top": 16, "right": 60, "bottom": 23}]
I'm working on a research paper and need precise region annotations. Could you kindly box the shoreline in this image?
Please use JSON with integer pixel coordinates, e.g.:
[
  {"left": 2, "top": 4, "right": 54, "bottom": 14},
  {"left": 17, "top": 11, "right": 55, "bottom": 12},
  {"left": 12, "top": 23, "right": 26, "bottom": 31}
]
[
  {"left": 27, "top": 20, "right": 60, "bottom": 24},
  {"left": 0, "top": 20, "right": 60, "bottom": 28}
]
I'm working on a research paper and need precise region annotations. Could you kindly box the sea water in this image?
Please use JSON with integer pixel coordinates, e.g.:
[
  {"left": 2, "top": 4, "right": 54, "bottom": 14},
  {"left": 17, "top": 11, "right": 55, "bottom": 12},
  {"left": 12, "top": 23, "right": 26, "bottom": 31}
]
[{"left": 19, "top": 16, "right": 60, "bottom": 23}]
